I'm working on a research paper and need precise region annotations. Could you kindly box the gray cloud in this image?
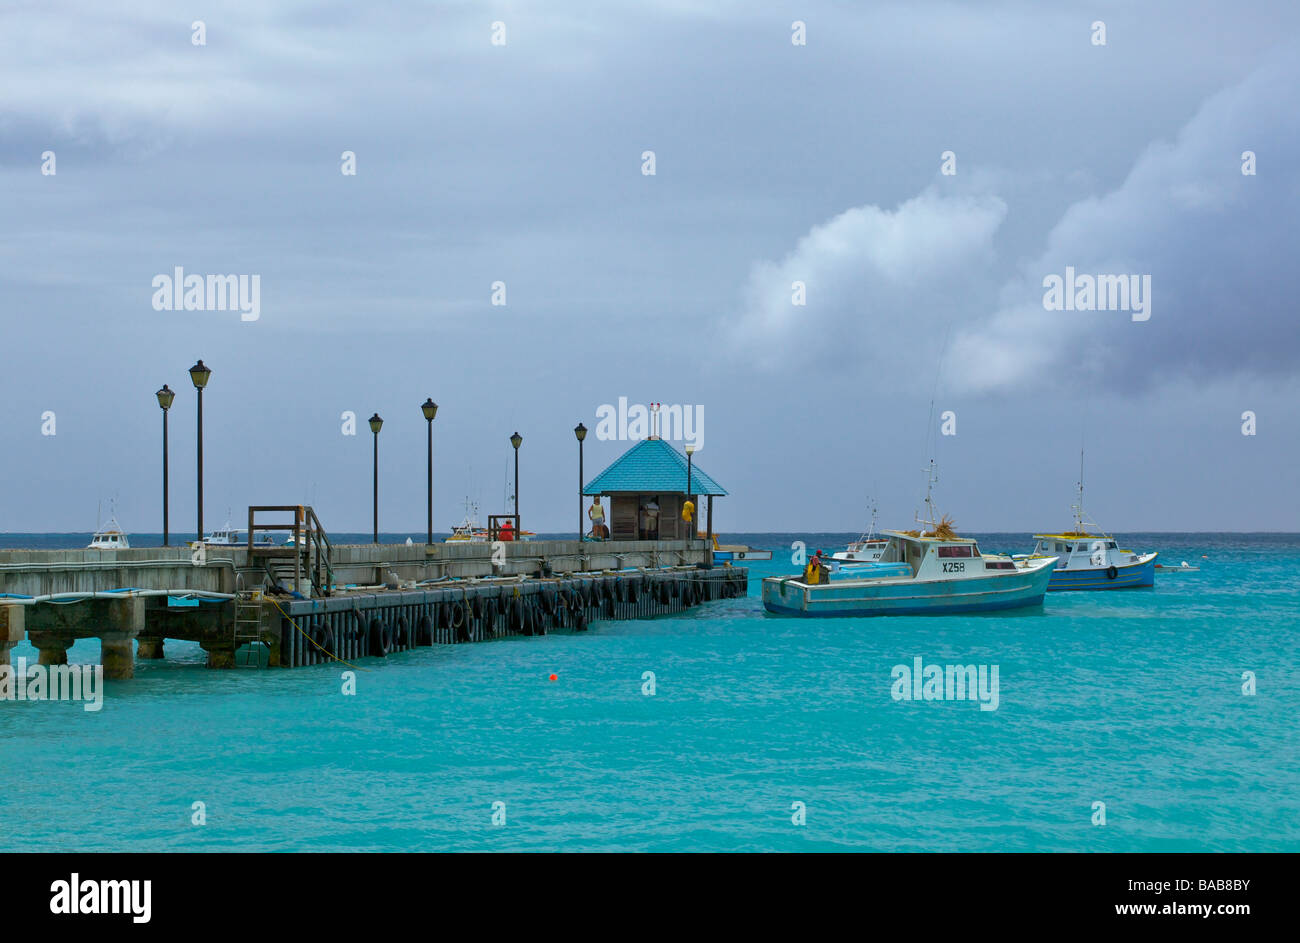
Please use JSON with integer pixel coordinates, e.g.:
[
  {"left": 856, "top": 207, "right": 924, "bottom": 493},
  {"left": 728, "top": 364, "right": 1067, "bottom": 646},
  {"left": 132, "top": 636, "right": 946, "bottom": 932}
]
[{"left": 1, "top": 2, "right": 1297, "bottom": 533}]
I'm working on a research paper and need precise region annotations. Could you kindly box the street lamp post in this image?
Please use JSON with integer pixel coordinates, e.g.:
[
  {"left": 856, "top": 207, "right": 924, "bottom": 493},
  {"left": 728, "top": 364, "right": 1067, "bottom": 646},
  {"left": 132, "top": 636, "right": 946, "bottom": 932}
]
[
  {"left": 156, "top": 384, "right": 175, "bottom": 545},
  {"left": 510, "top": 432, "right": 522, "bottom": 528},
  {"left": 574, "top": 422, "right": 587, "bottom": 540},
  {"left": 369, "top": 413, "right": 383, "bottom": 543},
  {"left": 685, "top": 443, "right": 696, "bottom": 549},
  {"left": 188, "top": 360, "right": 211, "bottom": 542},
  {"left": 422, "top": 399, "right": 438, "bottom": 545}
]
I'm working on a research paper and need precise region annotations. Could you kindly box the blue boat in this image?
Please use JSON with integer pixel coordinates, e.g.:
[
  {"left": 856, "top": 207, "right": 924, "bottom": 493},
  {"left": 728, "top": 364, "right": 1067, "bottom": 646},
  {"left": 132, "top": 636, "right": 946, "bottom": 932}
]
[
  {"left": 1021, "top": 454, "right": 1157, "bottom": 590},
  {"left": 711, "top": 536, "right": 772, "bottom": 564},
  {"left": 1024, "top": 533, "right": 1156, "bottom": 590},
  {"left": 762, "top": 527, "right": 1057, "bottom": 617}
]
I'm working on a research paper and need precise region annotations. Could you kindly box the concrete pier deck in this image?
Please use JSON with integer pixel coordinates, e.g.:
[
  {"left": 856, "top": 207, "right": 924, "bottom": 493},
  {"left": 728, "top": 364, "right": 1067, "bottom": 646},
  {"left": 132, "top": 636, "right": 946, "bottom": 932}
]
[{"left": 0, "top": 539, "right": 748, "bottom": 677}]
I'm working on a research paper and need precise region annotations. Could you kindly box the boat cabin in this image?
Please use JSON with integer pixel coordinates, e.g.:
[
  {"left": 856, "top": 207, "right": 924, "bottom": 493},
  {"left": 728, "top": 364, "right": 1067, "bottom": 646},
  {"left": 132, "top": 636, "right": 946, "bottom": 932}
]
[
  {"left": 88, "top": 528, "right": 129, "bottom": 550},
  {"left": 878, "top": 531, "right": 1016, "bottom": 579},
  {"left": 1029, "top": 533, "right": 1141, "bottom": 569}
]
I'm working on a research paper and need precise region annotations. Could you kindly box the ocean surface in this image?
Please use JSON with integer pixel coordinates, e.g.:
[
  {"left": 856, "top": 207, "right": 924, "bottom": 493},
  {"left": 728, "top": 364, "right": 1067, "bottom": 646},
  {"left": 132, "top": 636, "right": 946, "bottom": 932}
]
[{"left": 2, "top": 532, "right": 1297, "bottom": 852}]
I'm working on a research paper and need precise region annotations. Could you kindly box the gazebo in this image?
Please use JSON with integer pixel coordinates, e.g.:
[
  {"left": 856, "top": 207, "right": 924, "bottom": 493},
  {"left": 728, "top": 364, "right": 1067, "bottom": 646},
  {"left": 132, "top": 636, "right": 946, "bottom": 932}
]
[{"left": 582, "top": 437, "right": 727, "bottom": 542}]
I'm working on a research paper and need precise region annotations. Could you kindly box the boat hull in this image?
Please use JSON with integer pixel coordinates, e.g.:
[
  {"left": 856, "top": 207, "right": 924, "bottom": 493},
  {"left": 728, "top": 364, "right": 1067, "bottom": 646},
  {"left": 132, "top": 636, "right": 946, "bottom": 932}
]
[
  {"left": 761, "top": 561, "right": 1054, "bottom": 617},
  {"left": 1046, "top": 555, "right": 1156, "bottom": 590},
  {"left": 713, "top": 548, "right": 773, "bottom": 563}
]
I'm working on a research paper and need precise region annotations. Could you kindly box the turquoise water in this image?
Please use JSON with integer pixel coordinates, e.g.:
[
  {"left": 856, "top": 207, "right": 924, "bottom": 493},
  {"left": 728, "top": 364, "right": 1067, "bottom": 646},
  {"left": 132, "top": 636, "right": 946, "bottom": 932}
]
[{"left": 2, "top": 533, "right": 1297, "bottom": 852}]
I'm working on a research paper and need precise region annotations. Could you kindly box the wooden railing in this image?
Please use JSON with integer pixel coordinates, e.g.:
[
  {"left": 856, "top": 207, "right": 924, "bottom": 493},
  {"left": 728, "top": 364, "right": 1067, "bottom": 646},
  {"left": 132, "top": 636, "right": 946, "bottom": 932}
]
[{"left": 246, "top": 505, "right": 334, "bottom": 596}]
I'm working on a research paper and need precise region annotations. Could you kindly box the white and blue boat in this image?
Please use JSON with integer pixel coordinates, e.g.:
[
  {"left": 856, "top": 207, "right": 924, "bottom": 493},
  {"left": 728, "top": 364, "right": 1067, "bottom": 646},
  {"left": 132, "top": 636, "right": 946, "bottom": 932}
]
[
  {"left": 832, "top": 501, "right": 888, "bottom": 565},
  {"left": 1020, "top": 455, "right": 1157, "bottom": 590},
  {"left": 1024, "top": 533, "right": 1156, "bottom": 590},
  {"left": 762, "top": 521, "right": 1057, "bottom": 617}
]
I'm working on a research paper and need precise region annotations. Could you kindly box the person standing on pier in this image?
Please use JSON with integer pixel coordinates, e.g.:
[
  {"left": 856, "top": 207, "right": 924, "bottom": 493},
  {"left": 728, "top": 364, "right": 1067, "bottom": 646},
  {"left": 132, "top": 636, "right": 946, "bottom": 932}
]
[{"left": 588, "top": 497, "right": 606, "bottom": 539}]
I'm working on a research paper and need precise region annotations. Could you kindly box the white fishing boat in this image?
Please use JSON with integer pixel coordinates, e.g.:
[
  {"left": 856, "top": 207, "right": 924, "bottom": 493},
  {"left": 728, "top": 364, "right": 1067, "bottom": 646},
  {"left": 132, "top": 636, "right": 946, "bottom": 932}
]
[
  {"left": 1155, "top": 561, "right": 1200, "bottom": 573},
  {"left": 201, "top": 516, "right": 274, "bottom": 547},
  {"left": 763, "top": 466, "right": 1056, "bottom": 617},
  {"left": 446, "top": 498, "right": 487, "bottom": 543},
  {"left": 833, "top": 501, "right": 888, "bottom": 563},
  {"left": 1020, "top": 452, "right": 1157, "bottom": 590},
  {"left": 763, "top": 520, "right": 1056, "bottom": 617},
  {"left": 88, "top": 505, "right": 130, "bottom": 550}
]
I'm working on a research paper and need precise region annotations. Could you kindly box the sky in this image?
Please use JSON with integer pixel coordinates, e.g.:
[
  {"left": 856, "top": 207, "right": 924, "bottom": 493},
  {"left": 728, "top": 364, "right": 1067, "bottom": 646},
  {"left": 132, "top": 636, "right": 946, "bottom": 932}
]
[{"left": 1, "top": 0, "right": 1297, "bottom": 535}]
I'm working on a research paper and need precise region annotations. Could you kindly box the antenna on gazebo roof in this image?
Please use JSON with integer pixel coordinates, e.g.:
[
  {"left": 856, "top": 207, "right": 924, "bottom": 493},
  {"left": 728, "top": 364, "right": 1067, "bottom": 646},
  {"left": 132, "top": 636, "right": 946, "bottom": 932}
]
[{"left": 649, "top": 402, "right": 661, "bottom": 439}]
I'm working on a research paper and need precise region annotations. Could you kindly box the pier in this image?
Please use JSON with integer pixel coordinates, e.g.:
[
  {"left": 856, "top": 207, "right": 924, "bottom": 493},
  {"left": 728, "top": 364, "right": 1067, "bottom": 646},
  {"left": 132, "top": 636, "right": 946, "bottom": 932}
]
[{"left": 0, "top": 508, "right": 747, "bottom": 677}]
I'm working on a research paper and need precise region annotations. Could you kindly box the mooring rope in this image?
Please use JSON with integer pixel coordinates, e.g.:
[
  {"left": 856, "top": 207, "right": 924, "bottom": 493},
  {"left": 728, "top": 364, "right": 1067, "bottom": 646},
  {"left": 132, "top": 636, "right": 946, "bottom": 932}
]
[{"left": 266, "top": 596, "right": 371, "bottom": 672}]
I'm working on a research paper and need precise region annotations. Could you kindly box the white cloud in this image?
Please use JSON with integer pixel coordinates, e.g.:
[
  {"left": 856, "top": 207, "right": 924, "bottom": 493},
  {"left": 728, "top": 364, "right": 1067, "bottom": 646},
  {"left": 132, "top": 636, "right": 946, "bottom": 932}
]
[{"left": 729, "top": 188, "right": 1007, "bottom": 379}]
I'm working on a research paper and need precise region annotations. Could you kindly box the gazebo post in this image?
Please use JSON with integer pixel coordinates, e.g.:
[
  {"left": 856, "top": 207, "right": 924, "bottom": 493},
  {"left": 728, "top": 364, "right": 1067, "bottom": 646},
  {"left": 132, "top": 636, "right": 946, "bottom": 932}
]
[{"left": 707, "top": 496, "right": 713, "bottom": 550}]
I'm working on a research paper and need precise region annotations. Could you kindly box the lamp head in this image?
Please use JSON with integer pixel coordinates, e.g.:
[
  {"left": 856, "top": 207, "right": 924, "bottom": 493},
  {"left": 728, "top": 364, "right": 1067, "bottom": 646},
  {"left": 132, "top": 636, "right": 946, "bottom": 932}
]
[{"left": 188, "top": 360, "right": 211, "bottom": 390}]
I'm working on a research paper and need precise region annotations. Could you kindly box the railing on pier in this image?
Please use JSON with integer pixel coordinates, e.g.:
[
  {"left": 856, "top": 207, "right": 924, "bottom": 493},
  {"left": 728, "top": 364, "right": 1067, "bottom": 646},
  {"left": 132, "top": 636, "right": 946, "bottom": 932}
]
[
  {"left": 247, "top": 505, "right": 334, "bottom": 597},
  {"left": 487, "top": 514, "right": 521, "bottom": 541}
]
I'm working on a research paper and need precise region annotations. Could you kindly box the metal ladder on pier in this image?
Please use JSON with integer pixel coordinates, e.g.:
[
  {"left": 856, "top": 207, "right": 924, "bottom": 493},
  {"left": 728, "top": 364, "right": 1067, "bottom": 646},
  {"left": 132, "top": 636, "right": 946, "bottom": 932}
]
[{"left": 233, "top": 575, "right": 268, "bottom": 667}]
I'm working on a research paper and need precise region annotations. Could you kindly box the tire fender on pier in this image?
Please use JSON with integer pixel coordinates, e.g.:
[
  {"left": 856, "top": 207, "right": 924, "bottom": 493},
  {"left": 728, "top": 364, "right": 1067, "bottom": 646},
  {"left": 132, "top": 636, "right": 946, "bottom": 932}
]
[{"left": 369, "top": 617, "right": 391, "bottom": 656}]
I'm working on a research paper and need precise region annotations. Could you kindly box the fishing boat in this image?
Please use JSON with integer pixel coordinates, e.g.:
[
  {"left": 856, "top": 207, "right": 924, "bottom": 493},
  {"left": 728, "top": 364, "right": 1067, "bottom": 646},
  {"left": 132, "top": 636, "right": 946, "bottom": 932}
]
[
  {"left": 832, "top": 501, "right": 888, "bottom": 563},
  {"left": 712, "top": 536, "right": 772, "bottom": 563},
  {"left": 201, "top": 516, "right": 274, "bottom": 547},
  {"left": 763, "top": 465, "right": 1056, "bottom": 616},
  {"left": 1021, "top": 452, "right": 1157, "bottom": 590},
  {"left": 1155, "top": 561, "right": 1199, "bottom": 573},
  {"left": 762, "top": 519, "right": 1056, "bottom": 617},
  {"left": 87, "top": 505, "right": 130, "bottom": 550},
  {"left": 446, "top": 499, "right": 487, "bottom": 543}
]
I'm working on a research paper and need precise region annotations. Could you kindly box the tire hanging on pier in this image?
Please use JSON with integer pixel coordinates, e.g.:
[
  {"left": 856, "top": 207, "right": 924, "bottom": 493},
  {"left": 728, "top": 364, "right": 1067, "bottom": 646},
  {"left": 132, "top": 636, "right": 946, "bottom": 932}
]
[
  {"left": 626, "top": 579, "right": 639, "bottom": 604},
  {"left": 417, "top": 614, "right": 434, "bottom": 646},
  {"left": 369, "top": 617, "right": 391, "bottom": 656},
  {"left": 540, "top": 589, "right": 557, "bottom": 616},
  {"left": 481, "top": 604, "right": 497, "bottom": 638},
  {"left": 314, "top": 622, "right": 335, "bottom": 657},
  {"left": 394, "top": 616, "right": 409, "bottom": 649},
  {"left": 510, "top": 597, "right": 526, "bottom": 634},
  {"left": 451, "top": 601, "right": 470, "bottom": 643}
]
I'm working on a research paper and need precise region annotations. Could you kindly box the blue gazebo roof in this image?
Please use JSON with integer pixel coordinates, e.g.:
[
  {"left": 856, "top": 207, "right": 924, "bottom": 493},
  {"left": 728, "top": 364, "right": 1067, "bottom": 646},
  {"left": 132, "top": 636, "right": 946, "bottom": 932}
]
[{"left": 583, "top": 438, "right": 727, "bottom": 496}]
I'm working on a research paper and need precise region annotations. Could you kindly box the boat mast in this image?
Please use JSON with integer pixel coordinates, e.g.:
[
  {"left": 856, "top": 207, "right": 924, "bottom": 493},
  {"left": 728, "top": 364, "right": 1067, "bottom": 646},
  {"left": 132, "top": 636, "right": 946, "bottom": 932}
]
[
  {"left": 1072, "top": 447, "right": 1085, "bottom": 534},
  {"left": 916, "top": 459, "right": 940, "bottom": 531}
]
